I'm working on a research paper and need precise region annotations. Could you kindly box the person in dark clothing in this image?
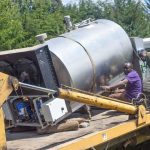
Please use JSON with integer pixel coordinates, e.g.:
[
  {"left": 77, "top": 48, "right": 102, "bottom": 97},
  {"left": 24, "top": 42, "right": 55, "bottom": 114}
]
[
  {"left": 139, "top": 50, "right": 150, "bottom": 68},
  {"left": 102, "top": 62, "right": 142, "bottom": 101},
  {"left": 137, "top": 50, "right": 150, "bottom": 81}
]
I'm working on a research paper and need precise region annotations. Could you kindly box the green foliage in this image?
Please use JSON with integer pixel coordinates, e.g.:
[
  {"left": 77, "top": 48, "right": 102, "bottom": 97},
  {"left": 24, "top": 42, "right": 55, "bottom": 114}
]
[
  {"left": 63, "top": 0, "right": 150, "bottom": 37},
  {"left": 99, "top": 0, "right": 150, "bottom": 37},
  {"left": 62, "top": 0, "right": 103, "bottom": 23},
  {"left": 16, "top": 0, "right": 66, "bottom": 46},
  {"left": 0, "top": 0, "right": 150, "bottom": 50},
  {"left": 0, "top": 0, "right": 25, "bottom": 50}
]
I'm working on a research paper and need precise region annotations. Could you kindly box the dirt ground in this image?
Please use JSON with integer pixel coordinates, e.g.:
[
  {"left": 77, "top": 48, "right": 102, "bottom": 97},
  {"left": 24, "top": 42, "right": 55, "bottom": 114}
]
[{"left": 6, "top": 108, "right": 128, "bottom": 150}]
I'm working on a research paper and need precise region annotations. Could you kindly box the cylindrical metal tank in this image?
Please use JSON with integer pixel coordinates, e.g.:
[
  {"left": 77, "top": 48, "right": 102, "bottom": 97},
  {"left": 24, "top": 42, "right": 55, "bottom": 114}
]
[{"left": 45, "top": 19, "right": 133, "bottom": 92}]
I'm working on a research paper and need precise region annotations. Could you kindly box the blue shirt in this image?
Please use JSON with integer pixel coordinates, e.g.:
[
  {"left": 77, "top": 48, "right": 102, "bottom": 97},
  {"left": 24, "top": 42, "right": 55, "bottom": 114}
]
[{"left": 125, "top": 70, "right": 142, "bottom": 99}]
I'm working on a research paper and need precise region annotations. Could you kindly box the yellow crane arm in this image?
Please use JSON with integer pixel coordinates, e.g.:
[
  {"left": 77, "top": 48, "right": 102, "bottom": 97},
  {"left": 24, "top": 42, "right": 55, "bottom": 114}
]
[
  {"left": 58, "top": 88, "right": 137, "bottom": 115},
  {"left": 0, "top": 73, "right": 18, "bottom": 150},
  {"left": 58, "top": 88, "right": 146, "bottom": 125}
]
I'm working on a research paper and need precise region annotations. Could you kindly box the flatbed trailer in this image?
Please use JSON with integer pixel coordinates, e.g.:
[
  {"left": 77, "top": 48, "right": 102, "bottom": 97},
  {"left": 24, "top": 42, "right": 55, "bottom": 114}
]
[
  {"left": 6, "top": 108, "right": 150, "bottom": 150},
  {"left": 7, "top": 109, "right": 129, "bottom": 150}
]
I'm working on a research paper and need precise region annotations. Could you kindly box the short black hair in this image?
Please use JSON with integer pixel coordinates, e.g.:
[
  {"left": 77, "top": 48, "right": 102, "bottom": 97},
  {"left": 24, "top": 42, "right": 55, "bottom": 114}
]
[{"left": 124, "top": 62, "right": 133, "bottom": 69}]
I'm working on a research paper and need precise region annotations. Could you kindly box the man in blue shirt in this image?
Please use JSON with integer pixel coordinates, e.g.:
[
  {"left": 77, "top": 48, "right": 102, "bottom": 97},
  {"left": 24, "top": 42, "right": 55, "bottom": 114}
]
[{"left": 102, "top": 62, "right": 142, "bottom": 101}]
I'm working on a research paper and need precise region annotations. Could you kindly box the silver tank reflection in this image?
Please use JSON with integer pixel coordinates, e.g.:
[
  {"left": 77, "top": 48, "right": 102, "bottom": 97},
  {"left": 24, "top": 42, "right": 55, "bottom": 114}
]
[{"left": 45, "top": 19, "right": 133, "bottom": 92}]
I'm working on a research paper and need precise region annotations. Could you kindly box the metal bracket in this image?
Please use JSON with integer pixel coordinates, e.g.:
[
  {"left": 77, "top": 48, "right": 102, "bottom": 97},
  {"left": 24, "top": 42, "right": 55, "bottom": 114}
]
[
  {"left": 137, "top": 105, "right": 147, "bottom": 126},
  {"left": 9, "top": 76, "right": 19, "bottom": 91}
]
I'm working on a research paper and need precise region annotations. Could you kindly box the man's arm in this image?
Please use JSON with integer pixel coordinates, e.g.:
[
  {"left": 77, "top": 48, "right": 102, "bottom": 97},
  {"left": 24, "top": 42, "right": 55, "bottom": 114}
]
[{"left": 101, "top": 79, "right": 128, "bottom": 91}]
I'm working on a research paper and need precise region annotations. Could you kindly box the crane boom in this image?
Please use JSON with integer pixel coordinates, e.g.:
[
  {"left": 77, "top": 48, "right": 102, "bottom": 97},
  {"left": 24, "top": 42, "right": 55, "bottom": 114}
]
[
  {"left": 58, "top": 88, "right": 138, "bottom": 115},
  {"left": 57, "top": 88, "right": 146, "bottom": 126}
]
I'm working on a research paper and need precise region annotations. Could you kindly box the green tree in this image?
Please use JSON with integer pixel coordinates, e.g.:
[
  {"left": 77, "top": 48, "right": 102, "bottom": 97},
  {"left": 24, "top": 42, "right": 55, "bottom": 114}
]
[
  {"left": 99, "top": 0, "right": 150, "bottom": 37},
  {"left": 0, "top": 0, "right": 25, "bottom": 50},
  {"left": 1, "top": 0, "right": 150, "bottom": 50},
  {"left": 62, "top": 0, "right": 103, "bottom": 25},
  {"left": 16, "top": 0, "right": 66, "bottom": 46}
]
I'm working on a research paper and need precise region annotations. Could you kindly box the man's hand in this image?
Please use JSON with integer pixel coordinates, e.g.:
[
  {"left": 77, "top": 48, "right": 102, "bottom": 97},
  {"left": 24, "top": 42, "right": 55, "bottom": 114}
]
[{"left": 100, "top": 86, "right": 111, "bottom": 91}]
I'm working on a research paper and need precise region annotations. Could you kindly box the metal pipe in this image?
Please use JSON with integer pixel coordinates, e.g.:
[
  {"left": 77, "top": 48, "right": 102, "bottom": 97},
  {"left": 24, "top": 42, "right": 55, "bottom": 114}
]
[
  {"left": 58, "top": 88, "right": 138, "bottom": 115},
  {"left": 19, "top": 82, "right": 56, "bottom": 94},
  {"left": 9, "top": 95, "right": 50, "bottom": 98}
]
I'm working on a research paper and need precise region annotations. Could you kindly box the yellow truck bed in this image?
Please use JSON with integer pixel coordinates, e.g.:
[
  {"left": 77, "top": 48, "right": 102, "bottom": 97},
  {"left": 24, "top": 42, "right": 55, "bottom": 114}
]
[{"left": 6, "top": 109, "right": 128, "bottom": 150}]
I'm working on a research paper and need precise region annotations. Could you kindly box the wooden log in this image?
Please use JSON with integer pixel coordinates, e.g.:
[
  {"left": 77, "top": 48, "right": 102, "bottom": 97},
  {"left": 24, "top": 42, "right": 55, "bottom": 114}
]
[
  {"left": 65, "top": 117, "right": 89, "bottom": 124},
  {"left": 37, "top": 120, "right": 79, "bottom": 134}
]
